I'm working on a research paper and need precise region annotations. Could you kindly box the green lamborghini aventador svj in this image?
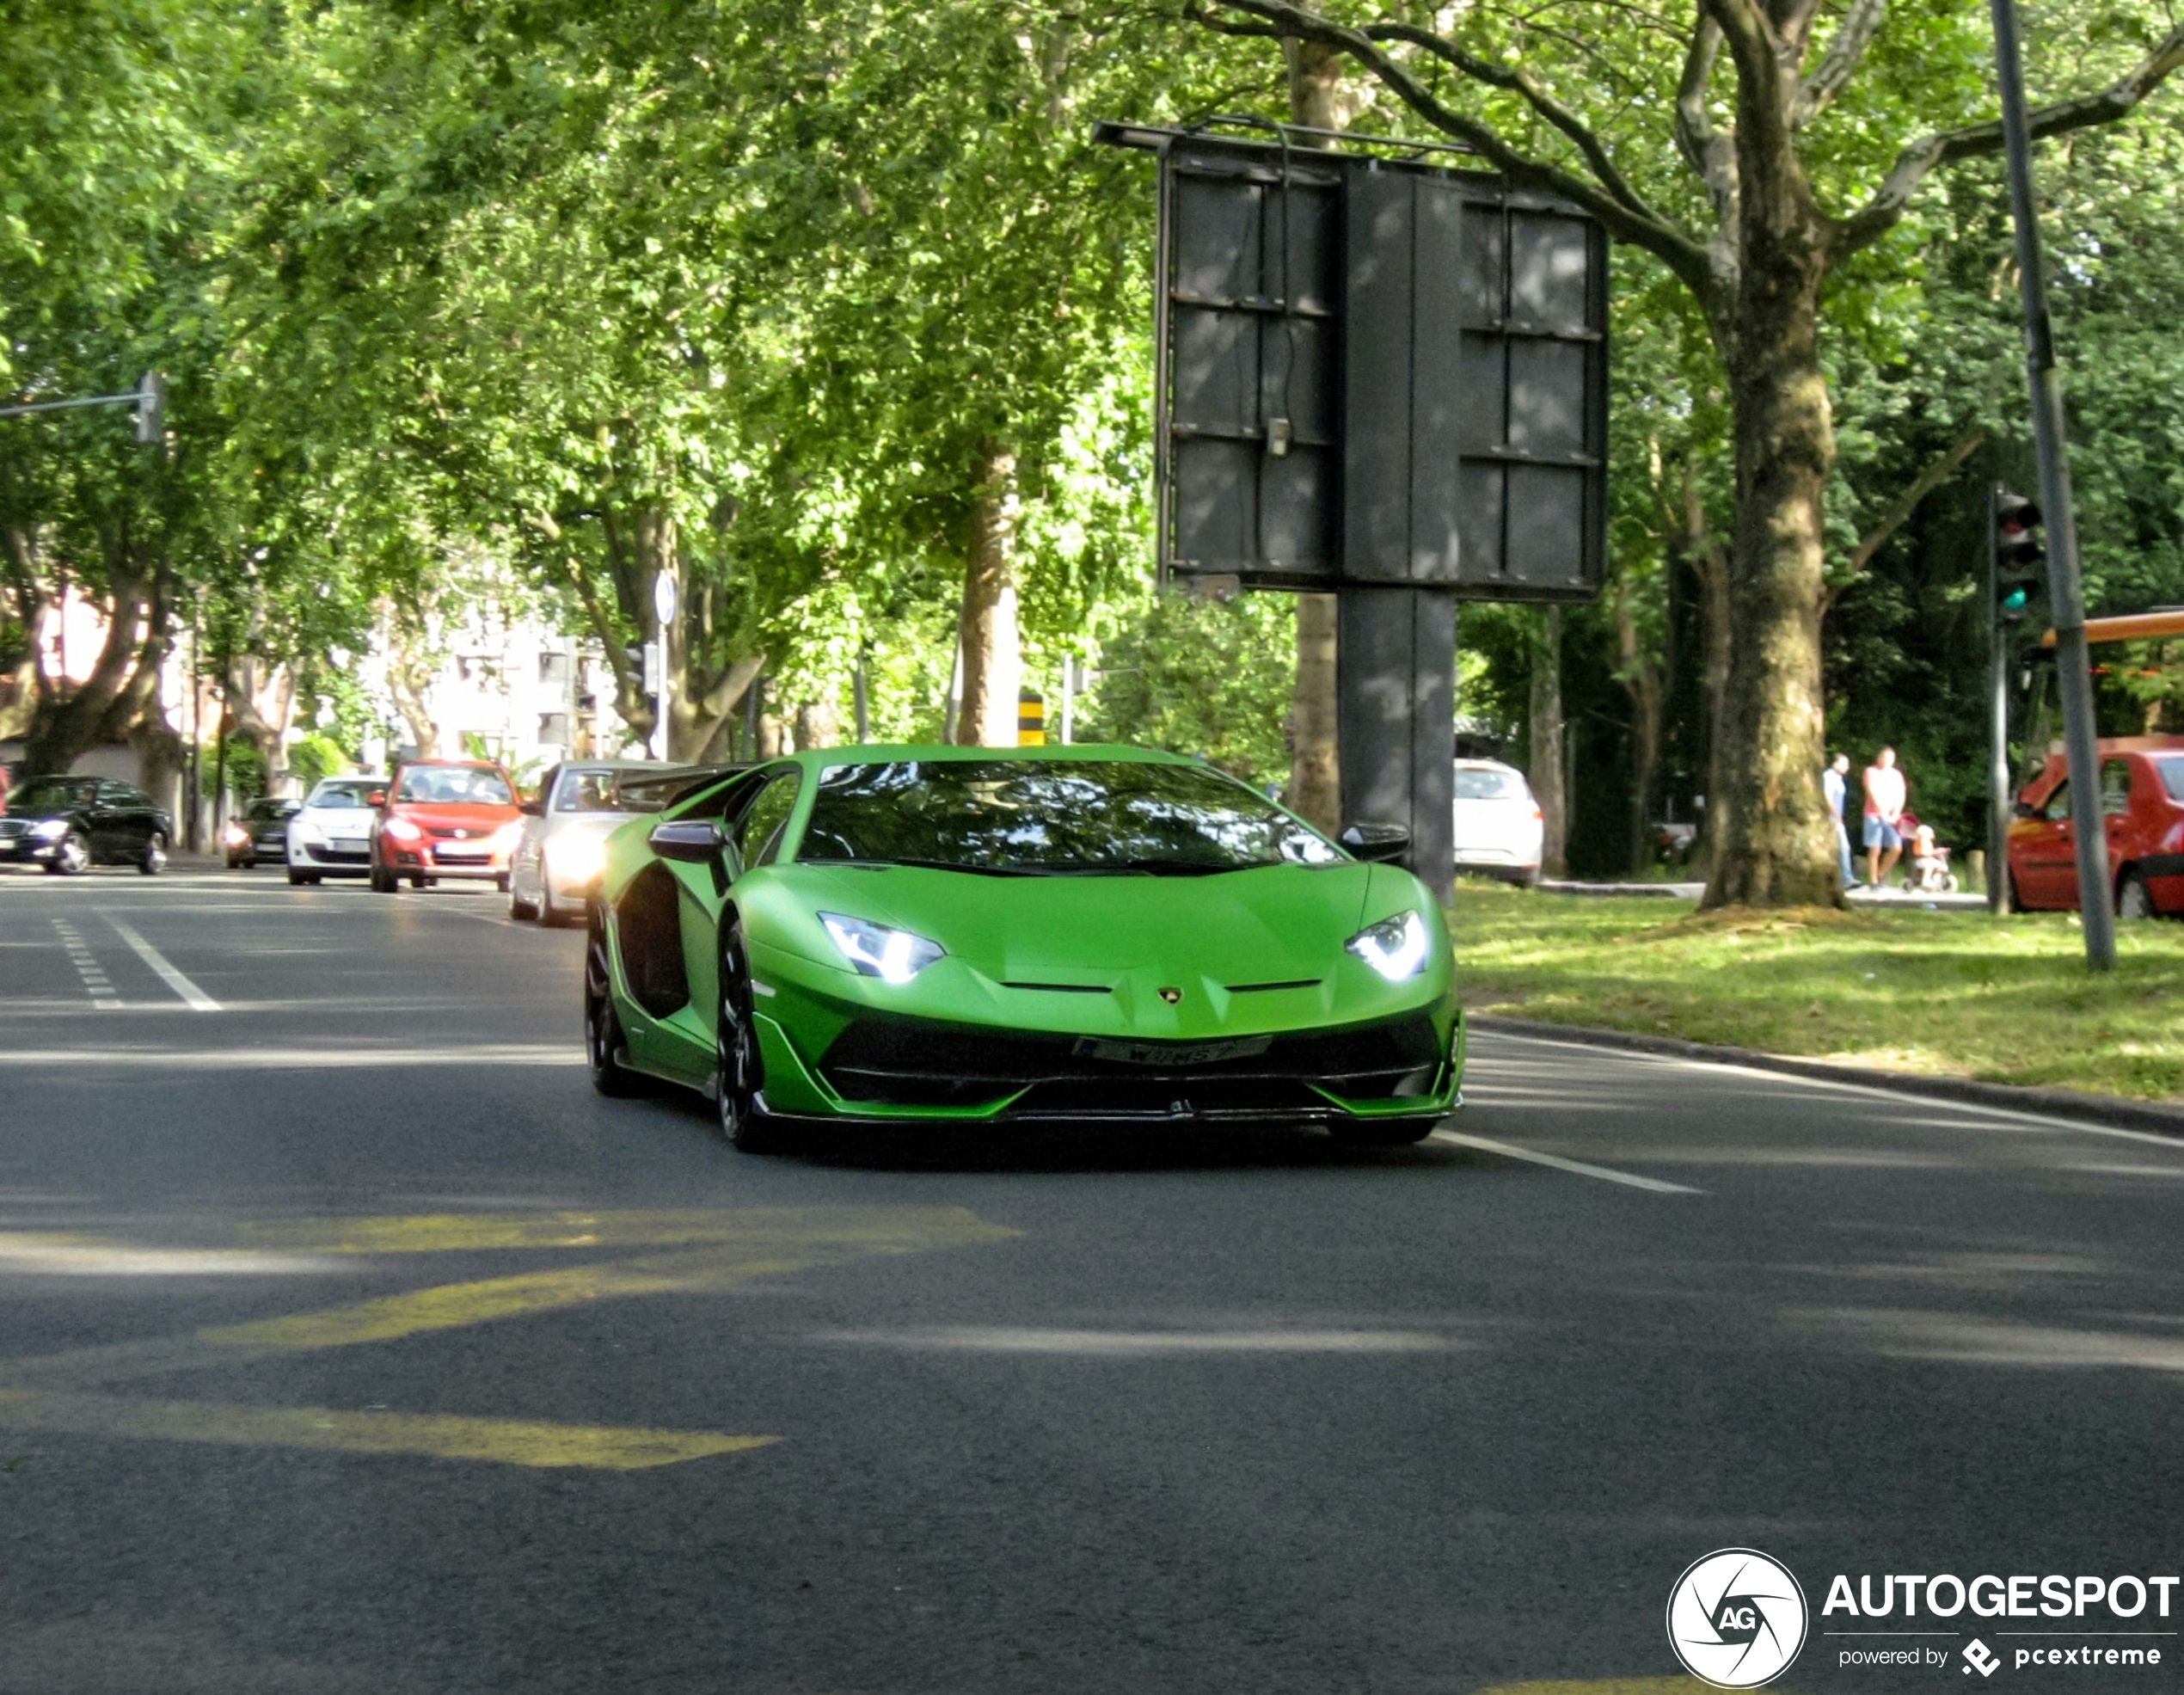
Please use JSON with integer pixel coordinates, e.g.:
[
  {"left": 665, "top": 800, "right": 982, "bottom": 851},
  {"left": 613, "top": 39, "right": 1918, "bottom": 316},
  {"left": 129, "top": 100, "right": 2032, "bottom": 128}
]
[{"left": 582, "top": 745, "right": 1463, "bottom": 1151}]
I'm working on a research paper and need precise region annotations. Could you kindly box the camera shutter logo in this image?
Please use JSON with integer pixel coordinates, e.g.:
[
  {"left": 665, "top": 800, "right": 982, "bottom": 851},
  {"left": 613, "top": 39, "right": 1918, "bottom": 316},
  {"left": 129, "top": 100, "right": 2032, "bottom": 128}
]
[{"left": 1666, "top": 1548, "right": 1808, "bottom": 1688}]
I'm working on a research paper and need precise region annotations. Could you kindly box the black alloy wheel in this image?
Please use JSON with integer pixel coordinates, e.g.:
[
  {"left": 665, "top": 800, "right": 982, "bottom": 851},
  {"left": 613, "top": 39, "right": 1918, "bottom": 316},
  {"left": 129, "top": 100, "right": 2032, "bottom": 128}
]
[
  {"left": 47, "top": 829, "right": 91, "bottom": 876},
  {"left": 138, "top": 831, "right": 167, "bottom": 875},
  {"left": 715, "top": 919, "right": 782, "bottom": 1151},
  {"left": 585, "top": 908, "right": 643, "bottom": 1097}
]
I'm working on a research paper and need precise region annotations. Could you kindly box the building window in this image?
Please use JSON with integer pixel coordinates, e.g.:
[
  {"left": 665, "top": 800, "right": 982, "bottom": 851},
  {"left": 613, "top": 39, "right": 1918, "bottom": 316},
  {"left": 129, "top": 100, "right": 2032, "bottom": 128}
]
[
  {"left": 540, "top": 651, "right": 572, "bottom": 685},
  {"left": 538, "top": 713, "right": 571, "bottom": 747}
]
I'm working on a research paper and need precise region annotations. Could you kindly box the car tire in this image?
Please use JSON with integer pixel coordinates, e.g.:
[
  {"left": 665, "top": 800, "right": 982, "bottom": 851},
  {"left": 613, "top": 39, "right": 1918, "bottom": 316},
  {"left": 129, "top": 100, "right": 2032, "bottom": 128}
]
[
  {"left": 412, "top": 875, "right": 428, "bottom": 890},
  {"left": 138, "top": 831, "right": 167, "bottom": 875},
  {"left": 585, "top": 910, "right": 644, "bottom": 1097},
  {"left": 287, "top": 868, "right": 308, "bottom": 886},
  {"left": 539, "top": 885, "right": 578, "bottom": 929},
  {"left": 46, "top": 829, "right": 90, "bottom": 876},
  {"left": 715, "top": 919, "right": 785, "bottom": 1152},
  {"left": 1329, "top": 1117, "right": 1439, "bottom": 1147},
  {"left": 2005, "top": 870, "right": 2027, "bottom": 914},
  {"left": 510, "top": 875, "right": 537, "bottom": 920},
  {"left": 494, "top": 872, "right": 511, "bottom": 894},
  {"left": 2118, "top": 870, "right": 2155, "bottom": 921},
  {"left": 371, "top": 863, "right": 396, "bottom": 894}
]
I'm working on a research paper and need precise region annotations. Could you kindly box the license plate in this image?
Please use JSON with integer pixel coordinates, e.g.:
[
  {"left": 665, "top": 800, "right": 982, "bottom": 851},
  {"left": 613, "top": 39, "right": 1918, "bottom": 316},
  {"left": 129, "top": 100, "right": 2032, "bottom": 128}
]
[{"left": 1074, "top": 1035, "right": 1273, "bottom": 1066}]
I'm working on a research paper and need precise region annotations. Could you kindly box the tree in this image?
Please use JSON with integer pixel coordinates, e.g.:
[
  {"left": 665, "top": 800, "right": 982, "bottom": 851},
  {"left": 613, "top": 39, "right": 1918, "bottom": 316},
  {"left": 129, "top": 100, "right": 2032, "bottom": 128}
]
[{"left": 1199, "top": 0, "right": 2184, "bottom": 905}]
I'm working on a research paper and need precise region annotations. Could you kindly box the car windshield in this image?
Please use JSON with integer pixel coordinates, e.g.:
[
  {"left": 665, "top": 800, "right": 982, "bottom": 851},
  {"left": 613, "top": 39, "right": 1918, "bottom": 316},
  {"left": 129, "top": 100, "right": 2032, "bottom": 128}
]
[
  {"left": 2158, "top": 757, "right": 2184, "bottom": 804},
  {"left": 306, "top": 782, "right": 379, "bottom": 810},
  {"left": 395, "top": 766, "right": 513, "bottom": 805},
  {"left": 245, "top": 800, "right": 296, "bottom": 821},
  {"left": 8, "top": 777, "right": 96, "bottom": 812},
  {"left": 555, "top": 768, "right": 695, "bottom": 813},
  {"left": 1455, "top": 767, "right": 1524, "bottom": 801},
  {"left": 797, "top": 759, "right": 1341, "bottom": 875}
]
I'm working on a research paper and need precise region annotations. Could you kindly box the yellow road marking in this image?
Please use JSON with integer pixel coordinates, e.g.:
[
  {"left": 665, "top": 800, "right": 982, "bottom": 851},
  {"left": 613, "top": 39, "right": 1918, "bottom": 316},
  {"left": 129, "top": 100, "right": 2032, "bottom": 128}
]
[
  {"left": 0, "top": 1206, "right": 1022, "bottom": 1468},
  {"left": 233, "top": 1204, "right": 1015, "bottom": 1256},
  {"left": 1474, "top": 1682, "right": 1736, "bottom": 1692},
  {"left": 0, "top": 1390, "right": 776, "bottom": 1471}
]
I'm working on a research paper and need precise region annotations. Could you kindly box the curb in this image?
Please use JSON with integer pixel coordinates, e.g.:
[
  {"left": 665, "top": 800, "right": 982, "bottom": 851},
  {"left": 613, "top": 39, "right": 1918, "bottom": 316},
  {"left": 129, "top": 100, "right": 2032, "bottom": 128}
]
[{"left": 1465, "top": 1012, "right": 2184, "bottom": 1139}]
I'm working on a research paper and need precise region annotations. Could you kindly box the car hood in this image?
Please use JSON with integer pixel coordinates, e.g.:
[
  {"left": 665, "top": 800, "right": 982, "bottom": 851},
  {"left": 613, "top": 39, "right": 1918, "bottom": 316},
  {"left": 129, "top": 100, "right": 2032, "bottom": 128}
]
[
  {"left": 388, "top": 802, "right": 519, "bottom": 828},
  {"left": 781, "top": 859, "right": 1398, "bottom": 985},
  {"left": 296, "top": 806, "right": 374, "bottom": 832}
]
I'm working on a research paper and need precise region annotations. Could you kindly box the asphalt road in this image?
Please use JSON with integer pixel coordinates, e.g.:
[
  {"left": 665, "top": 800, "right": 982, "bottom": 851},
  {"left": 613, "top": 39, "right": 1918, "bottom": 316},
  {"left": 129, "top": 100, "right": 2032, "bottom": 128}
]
[{"left": 3, "top": 865, "right": 2181, "bottom": 1694}]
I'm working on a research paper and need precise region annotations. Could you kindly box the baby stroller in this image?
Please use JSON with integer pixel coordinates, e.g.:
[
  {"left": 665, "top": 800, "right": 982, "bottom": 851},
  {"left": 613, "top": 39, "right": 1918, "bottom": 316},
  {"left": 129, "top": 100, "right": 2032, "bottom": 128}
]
[{"left": 1898, "top": 812, "right": 1959, "bottom": 894}]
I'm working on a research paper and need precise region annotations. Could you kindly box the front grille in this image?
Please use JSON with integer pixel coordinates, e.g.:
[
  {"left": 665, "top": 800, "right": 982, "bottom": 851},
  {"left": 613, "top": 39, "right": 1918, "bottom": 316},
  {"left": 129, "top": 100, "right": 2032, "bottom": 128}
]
[
  {"left": 0, "top": 820, "right": 27, "bottom": 839},
  {"left": 819, "top": 1010, "right": 1443, "bottom": 1115},
  {"left": 305, "top": 843, "right": 370, "bottom": 863}
]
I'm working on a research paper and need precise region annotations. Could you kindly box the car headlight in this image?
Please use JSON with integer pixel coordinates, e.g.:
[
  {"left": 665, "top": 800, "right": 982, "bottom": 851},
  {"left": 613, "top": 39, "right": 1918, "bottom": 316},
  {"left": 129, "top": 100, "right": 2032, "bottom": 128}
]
[
  {"left": 223, "top": 823, "right": 250, "bottom": 847},
  {"left": 31, "top": 818, "right": 71, "bottom": 840},
  {"left": 1345, "top": 910, "right": 1430, "bottom": 982},
  {"left": 490, "top": 820, "right": 526, "bottom": 852},
  {"left": 383, "top": 817, "right": 423, "bottom": 843},
  {"left": 550, "top": 832, "right": 606, "bottom": 883},
  {"left": 290, "top": 820, "right": 323, "bottom": 844},
  {"left": 820, "top": 912, "right": 945, "bottom": 984}
]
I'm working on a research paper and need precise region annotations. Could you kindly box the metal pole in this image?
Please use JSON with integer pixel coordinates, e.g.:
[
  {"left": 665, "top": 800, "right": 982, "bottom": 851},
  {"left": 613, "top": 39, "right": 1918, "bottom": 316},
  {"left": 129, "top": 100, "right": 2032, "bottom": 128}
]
[
  {"left": 1991, "top": 0, "right": 2115, "bottom": 968},
  {"left": 1987, "top": 487, "right": 2010, "bottom": 913}
]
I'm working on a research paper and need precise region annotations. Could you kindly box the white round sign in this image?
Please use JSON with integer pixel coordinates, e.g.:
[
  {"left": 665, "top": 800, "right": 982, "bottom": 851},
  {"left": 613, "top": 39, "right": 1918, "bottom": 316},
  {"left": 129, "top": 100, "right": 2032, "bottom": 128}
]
[
  {"left": 1666, "top": 1548, "right": 1807, "bottom": 1688},
  {"left": 652, "top": 571, "right": 678, "bottom": 627}
]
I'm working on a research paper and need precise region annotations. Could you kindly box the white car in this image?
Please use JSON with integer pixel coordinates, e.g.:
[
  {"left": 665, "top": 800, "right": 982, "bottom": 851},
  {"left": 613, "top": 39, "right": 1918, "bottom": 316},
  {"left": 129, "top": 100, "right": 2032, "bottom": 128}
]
[
  {"left": 1453, "top": 758, "right": 1544, "bottom": 886},
  {"left": 285, "top": 775, "right": 390, "bottom": 884},
  {"left": 509, "top": 759, "right": 709, "bottom": 925}
]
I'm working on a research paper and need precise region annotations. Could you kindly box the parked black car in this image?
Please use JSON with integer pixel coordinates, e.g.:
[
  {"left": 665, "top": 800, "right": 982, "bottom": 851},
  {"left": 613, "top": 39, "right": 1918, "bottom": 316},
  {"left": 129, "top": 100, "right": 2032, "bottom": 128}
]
[
  {"left": 224, "top": 796, "right": 300, "bottom": 869},
  {"left": 0, "top": 776, "right": 172, "bottom": 875}
]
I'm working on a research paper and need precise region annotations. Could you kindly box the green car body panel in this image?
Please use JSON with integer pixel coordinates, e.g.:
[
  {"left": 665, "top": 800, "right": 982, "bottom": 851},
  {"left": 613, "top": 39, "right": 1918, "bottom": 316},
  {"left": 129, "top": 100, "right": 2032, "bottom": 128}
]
[{"left": 591, "top": 744, "right": 1463, "bottom": 1127}]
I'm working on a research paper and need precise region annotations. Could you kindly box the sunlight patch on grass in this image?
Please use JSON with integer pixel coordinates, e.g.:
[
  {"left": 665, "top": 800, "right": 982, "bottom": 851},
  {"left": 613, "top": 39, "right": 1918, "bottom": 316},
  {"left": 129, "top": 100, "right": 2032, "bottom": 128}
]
[{"left": 1450, "top": 882, "right": 2184, "bottom": 1103}]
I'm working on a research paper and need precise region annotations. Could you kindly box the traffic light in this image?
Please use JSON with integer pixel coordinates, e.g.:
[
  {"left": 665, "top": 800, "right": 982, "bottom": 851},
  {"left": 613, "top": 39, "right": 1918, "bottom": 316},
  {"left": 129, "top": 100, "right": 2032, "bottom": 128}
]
[{"left": 1994, "top": 489, "right": 2043, "bottom": 626}]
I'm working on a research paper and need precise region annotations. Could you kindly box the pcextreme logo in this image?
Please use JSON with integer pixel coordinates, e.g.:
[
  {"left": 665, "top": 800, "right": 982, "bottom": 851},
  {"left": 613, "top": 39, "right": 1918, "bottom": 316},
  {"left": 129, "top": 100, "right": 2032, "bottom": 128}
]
[{"left": 1666, "top": 1547, "right": 1810, "bottom": 1688}]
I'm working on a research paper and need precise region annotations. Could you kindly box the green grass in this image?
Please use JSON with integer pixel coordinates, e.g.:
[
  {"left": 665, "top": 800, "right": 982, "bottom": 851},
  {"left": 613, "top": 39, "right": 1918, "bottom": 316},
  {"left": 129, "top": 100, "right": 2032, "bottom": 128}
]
[{"left": 1449, "top": 881, "right": 2184, "bottom": 1102}]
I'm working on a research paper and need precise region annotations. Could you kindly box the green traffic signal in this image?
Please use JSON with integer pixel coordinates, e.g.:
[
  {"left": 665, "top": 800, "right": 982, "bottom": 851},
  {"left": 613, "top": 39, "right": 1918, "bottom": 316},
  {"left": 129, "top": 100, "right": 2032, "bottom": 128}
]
[{"left": 1994, "top": 488, "right": 2044, "bottom": 627}]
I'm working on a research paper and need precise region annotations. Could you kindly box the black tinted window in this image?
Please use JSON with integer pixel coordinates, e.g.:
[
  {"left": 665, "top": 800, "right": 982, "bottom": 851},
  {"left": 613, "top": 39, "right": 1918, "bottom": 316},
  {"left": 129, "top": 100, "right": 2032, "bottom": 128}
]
[
  {"left": 9, "top": 777, "right": 96, "bottom": 811},
  {"left": 797, "top": 759, "right": 1340, "bottom": 873},
  {"left": 739, "top": 773, "right": 801, "bottom": 867}
]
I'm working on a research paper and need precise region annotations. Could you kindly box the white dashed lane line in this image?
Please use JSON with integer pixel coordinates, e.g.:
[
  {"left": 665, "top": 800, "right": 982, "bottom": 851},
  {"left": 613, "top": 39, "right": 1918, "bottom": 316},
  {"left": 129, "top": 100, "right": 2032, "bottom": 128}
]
[
  {"left": 49, "top": 918, "right": 121, "bottom": 1011},
  {"left": 105, "top": 916, "right": 222, "bottom": 1012}
]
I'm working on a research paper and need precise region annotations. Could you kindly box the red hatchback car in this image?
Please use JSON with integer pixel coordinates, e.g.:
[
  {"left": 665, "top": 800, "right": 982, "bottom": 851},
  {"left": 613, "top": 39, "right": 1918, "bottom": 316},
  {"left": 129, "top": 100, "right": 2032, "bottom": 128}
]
[
  {"left": 2005, "top": 736, "right": 2184, "bottom": 918},
  {"left": 370, "top": 759, "right": 524, "bottom": 894}
]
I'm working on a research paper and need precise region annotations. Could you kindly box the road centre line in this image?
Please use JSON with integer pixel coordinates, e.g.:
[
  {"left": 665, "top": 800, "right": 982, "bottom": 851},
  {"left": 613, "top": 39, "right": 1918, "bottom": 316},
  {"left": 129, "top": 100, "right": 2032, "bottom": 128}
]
[
  {"left": 1428, "top": 1127, "right": 1703, "bottom": 1194},
  {"left": 104, "top": 915, "right": 220, "bottom": 1010},
  {"left": 1484, "top": 1029, "right": 2184, "bottom": 1153},
  {"left": 0, "top": 1389, "right": 774, "bottom": 1471}
]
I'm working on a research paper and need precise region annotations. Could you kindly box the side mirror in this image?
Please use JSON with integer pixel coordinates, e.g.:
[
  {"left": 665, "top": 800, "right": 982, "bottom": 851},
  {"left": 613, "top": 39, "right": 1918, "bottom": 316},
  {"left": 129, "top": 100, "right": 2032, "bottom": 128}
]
[
  {"left": 519, "top": 800, "right": 545, "bottom": 817},
  {"left": 366, "top": 790, "right": 387, "bottom": 808},
  {"left": 1339, "top": 821, "right": 1411, "bottom": 863},
  {"left": 649, "top": 818, "right": 727, "bottom": 864}
]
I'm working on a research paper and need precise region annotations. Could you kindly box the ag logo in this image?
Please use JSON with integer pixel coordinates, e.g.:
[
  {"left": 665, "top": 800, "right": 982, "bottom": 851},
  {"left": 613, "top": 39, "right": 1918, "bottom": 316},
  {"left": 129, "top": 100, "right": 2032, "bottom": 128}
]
[{"left": 1666, "top": 1548, "right": 1808, "bottom": 1688}]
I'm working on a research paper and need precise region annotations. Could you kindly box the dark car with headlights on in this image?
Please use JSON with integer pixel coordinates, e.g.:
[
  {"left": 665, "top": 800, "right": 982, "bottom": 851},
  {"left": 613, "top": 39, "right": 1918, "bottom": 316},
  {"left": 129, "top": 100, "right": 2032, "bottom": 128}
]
[
  {"left": 224, "top": 796, "right": 301, "bottom": 869},
  {"left": 0, "top": 776, "right": 172, "bottom": 875}
]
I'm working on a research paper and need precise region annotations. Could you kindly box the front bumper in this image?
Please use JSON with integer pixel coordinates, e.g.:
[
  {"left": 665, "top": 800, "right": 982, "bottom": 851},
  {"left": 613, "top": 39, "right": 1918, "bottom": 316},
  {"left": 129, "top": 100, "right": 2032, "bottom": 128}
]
[
  {"left": 385, "top": 845, "right": 511, "bottom": 880},
  {"left": 0, "top": 835, "right": 59, "bottom": 864},
  {"left": 739, "top": 974, "right": 1464, "bottom": 1127},
  {"left": 292, "top": 839, "right": 373, "bottom": 875}
]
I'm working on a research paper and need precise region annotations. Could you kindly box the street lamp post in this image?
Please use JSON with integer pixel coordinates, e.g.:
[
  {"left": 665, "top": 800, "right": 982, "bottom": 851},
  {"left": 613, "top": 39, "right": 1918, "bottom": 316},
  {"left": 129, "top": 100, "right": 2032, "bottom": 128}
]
[
  {"left": 1989, "top": 0, "right": 2116, "bottom": 970},
  {"left": 651, "top": 572, "right": 677, "bottom": 761}
]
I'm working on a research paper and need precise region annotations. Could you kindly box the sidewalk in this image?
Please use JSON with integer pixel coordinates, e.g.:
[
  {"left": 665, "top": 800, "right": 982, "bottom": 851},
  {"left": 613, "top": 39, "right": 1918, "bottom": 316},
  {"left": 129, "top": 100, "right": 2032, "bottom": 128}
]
[{"left": 1535, "top": 877, "right": 1987, "bottom": 911}]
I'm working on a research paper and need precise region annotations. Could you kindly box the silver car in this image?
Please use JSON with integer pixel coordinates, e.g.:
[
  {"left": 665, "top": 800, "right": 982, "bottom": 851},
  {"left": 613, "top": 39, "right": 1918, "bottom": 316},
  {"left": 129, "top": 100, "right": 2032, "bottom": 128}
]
[
  {"left": 508, "top": 760, "right": 721, "bottom": 924},
  {"left": 285, "top": 775, "right": 390, "bottom": 884}
]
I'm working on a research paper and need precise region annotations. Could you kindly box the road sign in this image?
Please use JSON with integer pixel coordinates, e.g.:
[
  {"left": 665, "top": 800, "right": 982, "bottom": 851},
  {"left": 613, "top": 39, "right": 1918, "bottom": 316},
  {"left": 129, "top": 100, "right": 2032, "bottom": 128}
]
[
  {"left": 653, "top": 572, "right": 678, "bottom": 629},
  {"left": 1098, "top": 122, "right": 1608, "bottom": 601},
  {"left": 1017, "top": 690, "right": 1046, "bottom": 746}
]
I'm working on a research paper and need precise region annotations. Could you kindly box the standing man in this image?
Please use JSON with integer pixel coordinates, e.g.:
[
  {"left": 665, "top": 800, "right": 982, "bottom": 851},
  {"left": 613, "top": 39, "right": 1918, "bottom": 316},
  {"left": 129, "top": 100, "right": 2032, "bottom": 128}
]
[
  {"left": 1862, "top": 746, "right": 1908, "bottom": 889},
  {"left": 1823, "top": 752, "right": 1856, "bottom": 889}
]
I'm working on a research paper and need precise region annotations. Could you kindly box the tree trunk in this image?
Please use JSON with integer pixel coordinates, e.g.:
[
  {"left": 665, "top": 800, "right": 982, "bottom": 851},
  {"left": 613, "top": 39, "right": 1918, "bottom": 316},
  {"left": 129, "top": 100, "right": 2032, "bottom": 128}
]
[
  {"left": 1612, "top": 579, "right": 1664, "bottom": 875},
  {"left": 21, "top": 543, "right": 154, "bottom": 778},
  {"left": 1527, "top": 605, "right": 1568, "bottom": 879},
  {"left": 955, "top": 445, "right": 1021, "bottom": 747},
  {"left": 794, "top": 699, "right": 839, "bottom": 751},
  {"left": 1701, "top": 255, "right": 1839, "bottom": 908},
  {"left": 1280, "top": 40, "right": 1353, "bottom": 833}
]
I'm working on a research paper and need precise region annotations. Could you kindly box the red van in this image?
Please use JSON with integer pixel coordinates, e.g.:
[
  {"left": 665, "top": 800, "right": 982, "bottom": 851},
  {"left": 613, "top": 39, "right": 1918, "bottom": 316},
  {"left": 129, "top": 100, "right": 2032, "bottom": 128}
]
[
  {"left": 370, "top": 759, "right": 524, "bottom": 894},
  {"left": 2004, "top": 736, "right": 2184, "bottom": 918}
]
